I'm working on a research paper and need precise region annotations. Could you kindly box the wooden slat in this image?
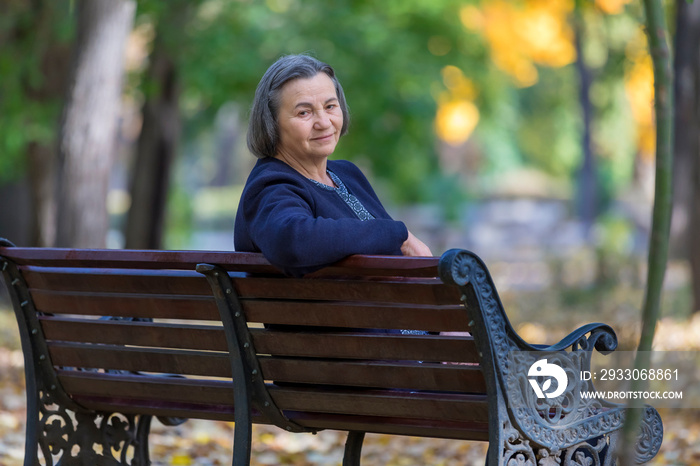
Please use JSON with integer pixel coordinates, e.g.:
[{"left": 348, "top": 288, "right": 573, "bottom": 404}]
[
  {"left": 21, "top": 267, "right": 458, "bottom": 305},
  {"left": 243, "top": 300, "right": 470, "bottom": 332},
  {"left": 270, "top": 386, "right": 489, "bottom": 423},
  {"left": 233, "top": 277, "right": 460, "bottom": 305},
  {"left": 56, "top": 371, "right": 488, "bottom": 423},
  {"left": 1, "top": 248, "right": 275, "bottom": 272},
  {"left": 57, "top": 370, "right": 235, "bottom": 406},
  {"left": 29, "top": 290, "right": 467, "bottom": 330},
  {"left": 1, "top": 247, "right": 440, "bottom": 277},
  {"left": 49, "top": 342, "right": 231, "bottom": 377},
  {"left": 252, "top": 331, "right": 480, "bottom": 363},
  {"left": 30, "top": 289, "right": 219, "bottom": 320},
  {"left": 22, "top": 266, "right": 211, "bottom": 295},
  {"left": 40, "top": 316, "right": 227, "bottom": 351},
  {"left": 307, "top": 254, "right": 440, "bottom": 278},
  {"left": 69, "top": 395, "right": 241, "bottom": 423},
  {"left": 288, "top": 412, "right": 490, "bottom": 441},
  {"left": 258, "top": 357, "right": 485, "bottom": 393}
]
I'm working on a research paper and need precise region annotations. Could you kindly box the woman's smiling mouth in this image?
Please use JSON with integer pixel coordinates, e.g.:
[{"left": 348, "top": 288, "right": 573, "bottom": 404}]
[{"left": 312, "top": 133, "right": 335, "bottom": 141}]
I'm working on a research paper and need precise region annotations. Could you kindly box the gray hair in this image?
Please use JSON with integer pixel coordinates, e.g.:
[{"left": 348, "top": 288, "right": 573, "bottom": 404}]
[{"left": 247, "top": 54, "right": 350, "bottom": 158}]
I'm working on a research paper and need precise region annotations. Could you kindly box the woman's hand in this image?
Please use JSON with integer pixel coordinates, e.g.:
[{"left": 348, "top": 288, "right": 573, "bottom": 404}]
[{"left": 401, "top": 230, "right": 433, "bottom": 257}]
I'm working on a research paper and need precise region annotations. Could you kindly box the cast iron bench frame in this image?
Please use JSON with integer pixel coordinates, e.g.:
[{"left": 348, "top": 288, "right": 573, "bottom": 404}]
[{"left": 0, "top": 238, "right": 663, "bottom": 465}]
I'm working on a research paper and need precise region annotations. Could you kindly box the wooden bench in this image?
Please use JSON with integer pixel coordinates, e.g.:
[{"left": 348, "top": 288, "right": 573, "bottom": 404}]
[{"left": 0, "top": 238, "right": 663, "bottom": 465}]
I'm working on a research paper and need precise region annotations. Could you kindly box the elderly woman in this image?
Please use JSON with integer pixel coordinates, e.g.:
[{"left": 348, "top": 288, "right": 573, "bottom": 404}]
[{"left": 235, "top": 54, "right": 431, "bottom": 276}]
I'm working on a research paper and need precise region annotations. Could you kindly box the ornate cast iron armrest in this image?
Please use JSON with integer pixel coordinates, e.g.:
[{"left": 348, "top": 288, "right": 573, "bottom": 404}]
[
  {"left": 437, "top": 248, "right": 663, "bottom": 463},
  {"left": 530, "top": 322, "right": 618, "bottom": 354}
]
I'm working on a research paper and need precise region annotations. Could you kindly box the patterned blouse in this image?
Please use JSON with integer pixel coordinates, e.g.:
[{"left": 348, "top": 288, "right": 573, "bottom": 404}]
[{"left": 307, "top": 170, "right": 376, "bottom": 221}]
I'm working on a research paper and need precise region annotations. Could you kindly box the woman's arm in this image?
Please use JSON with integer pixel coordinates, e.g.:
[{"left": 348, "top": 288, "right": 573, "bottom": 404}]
[{"left": 242, "top": 181, "right": 409, "bottom": 276}]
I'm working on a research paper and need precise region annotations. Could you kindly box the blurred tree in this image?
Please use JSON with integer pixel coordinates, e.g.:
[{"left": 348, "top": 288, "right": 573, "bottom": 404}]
[
  {"left": 671, "top": 0, "right": 700, "bottom": 313},
  {"left": 573, "top": 0, "right": 598, "bottom": 235},
  {"left": 55, "top": 0, "right": 136, "bottom": 247},
  {"left": 621, "top": 0, "right": 673, "bottom": 456},
  {"left": 125, "top": 1, "right": 194, "bottom": 249},
  {"left": 0, "top": 0, "right": 73, "bottom": 246}
]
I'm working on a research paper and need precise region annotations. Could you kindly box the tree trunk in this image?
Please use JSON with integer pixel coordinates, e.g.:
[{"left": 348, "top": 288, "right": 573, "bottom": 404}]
[
  {"left": 55, "top": 0, "right": 136, "bottom": 248},
  {"left": 620, "top": 0, "right": 674, "bottom": 460},
  {"left": 124, "top": 1, "right": 193, "bottom": 250},
  {"left": 27, "top": 143, "right": 57, "bottom": 247},
  {"left": 4, "top": 0, "right": 72, "bottom": 247},
  {"left": 124, "top": 41, "right": 181, "bottom": 250},
  {"left": 573, "top": 2, "right": 597, "bottom": 238},
  {"left": 672, "top": 0, "right": 700, "bottom": 312},
  {"left": 690, "top": 161, "right": 700, "bottom": 314}
]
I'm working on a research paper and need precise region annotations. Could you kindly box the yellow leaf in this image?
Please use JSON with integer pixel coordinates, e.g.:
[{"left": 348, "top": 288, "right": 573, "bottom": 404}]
[
  {"left": 435, "top": 99, "right": 480, "bottom": 146},
  {"left": 170, "top": 453, "right": 193, "bottom": 465},
  {"left": 462, "top": 0, "right": 576, "bottom": 87}
]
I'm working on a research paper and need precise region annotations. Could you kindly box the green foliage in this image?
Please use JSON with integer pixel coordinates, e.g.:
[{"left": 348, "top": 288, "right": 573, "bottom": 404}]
[
  {"left": 135, "top": 0, "right": 489, "bottom": 203},
  {"left": 516, "top": 66, "right": 582, "bottom": 178},
  {"left": 163, "top": 180, "right": 195, "bottom": 250},
  {"left": 0, "top": 1, "right": 73, "bottom": 184}
]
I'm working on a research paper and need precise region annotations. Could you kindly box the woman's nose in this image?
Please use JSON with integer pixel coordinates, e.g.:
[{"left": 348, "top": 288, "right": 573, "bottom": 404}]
[{"left": 314, "top": 112, "right": 332, "bottom": 129}]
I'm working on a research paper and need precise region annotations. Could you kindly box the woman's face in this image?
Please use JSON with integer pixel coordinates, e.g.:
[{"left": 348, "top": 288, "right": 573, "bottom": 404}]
[{"left": 275, "top": 73, "right": 343, "bottom": 163}]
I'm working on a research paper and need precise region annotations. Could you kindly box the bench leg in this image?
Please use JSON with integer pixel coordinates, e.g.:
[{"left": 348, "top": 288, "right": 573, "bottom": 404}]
[
  {"left": 30, "top": 389, "right": 152, "bottom": 466},
  {"left": 231, "top": 418, "right": 253, "bottom": 466},
  {"left": 342, "top": 431, "right": 365, "bottom": 466}
]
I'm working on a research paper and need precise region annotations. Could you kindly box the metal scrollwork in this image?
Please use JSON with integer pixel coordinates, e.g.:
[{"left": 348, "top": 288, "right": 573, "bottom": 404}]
[
  {"left": 438, "top": 249, "right": 472, "bottom": 287},
  {"left": 633, "top": 407, "right": 663, "bottom": 464},
  {"left": 451, "top": 250, "right": 473, "bottom": 286},
  {"left": 501, "top": 418, "right": 617, "bottom": 466},
  {"left": 563, "top": 436, "right": 608, "bottom": 466},
  {"left": 37, "top": 387, "right": 151, "bottom": 466},
  {"left": 503, "top": 419, "right": 538, "bottom": 466},
  {"left": 38, "top": 389, "right": 75, "bottom": 463}
]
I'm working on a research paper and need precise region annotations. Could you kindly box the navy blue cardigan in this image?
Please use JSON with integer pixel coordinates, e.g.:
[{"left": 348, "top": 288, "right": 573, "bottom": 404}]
[{"left": 234, "top": 157, "right": 409, "bottom": 276}]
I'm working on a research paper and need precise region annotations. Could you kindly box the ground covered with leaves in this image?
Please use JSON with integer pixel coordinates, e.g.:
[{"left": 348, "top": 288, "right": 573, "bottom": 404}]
[{"left": 1, "top": 284, "right": 699, "bottom": 465}]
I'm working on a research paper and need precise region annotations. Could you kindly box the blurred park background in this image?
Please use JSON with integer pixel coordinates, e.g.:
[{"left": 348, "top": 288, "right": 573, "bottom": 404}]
[{"left": 1, "top": 0, "right": 700, "bottom": 464}]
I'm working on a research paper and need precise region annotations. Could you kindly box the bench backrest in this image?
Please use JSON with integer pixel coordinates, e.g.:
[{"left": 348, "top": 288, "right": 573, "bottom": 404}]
[{"left": 0, "top": 247, "right": 490, "bottom": 441}]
